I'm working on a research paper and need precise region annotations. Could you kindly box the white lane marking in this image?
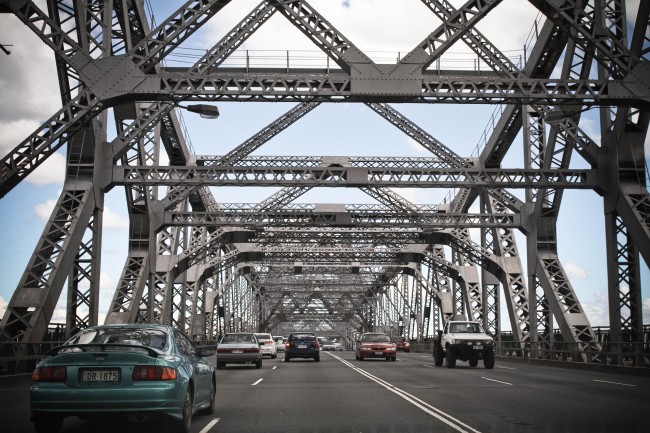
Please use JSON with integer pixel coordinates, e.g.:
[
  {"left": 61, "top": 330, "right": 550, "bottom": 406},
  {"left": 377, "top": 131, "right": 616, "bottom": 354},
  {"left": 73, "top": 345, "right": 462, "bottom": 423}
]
[
  {"left": 423, "top": 364, "right": 435, "bottom": 368},
  {"left": 497, "top": 366, "right": 516, "bottom": 370},
  {"left": 252, "top": 378, "right": 263, "bottom": 386},
  {"left": 198, "top": 418, "right": 220, "bottom": 433},
  {"left": 329, "top": 353, "right": 480, "bottom": 433},
  {"left": 272, "top": 366, "right": 278, "bottom": 370},
  {"left": 593, "top": 379, "right": 636, "bottom": 387},
  {"left": 481, "top": 377, "right": 512, "bottom": 386}
]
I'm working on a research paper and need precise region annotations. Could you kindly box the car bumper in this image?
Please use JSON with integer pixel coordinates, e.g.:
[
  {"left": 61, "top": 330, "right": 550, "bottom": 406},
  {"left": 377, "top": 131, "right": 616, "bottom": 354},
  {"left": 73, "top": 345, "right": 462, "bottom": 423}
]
[
  {"left": 217, "top": 353, "right": 261, "bottom": 364},
  {"left": 359, "top": 350, "right": 395, "bottom": 359},
  {"left": 286, "top": 350, "right": 318, "bottom": 358},
  {"left": 448, "top": 344, "right": 493, "bottom": 357},
  {"left": 31, "top": 382, "right": 184, "bottom": 418}
]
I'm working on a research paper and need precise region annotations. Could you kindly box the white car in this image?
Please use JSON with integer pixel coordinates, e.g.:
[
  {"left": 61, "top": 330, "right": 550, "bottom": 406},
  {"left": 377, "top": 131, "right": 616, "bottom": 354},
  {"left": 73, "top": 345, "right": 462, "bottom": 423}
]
[
  {"left": 273, "top": 336, "right": 285, "bottom": 352},
  {"left": 254, "top": 333, "right": 278, "bottom": 359}
]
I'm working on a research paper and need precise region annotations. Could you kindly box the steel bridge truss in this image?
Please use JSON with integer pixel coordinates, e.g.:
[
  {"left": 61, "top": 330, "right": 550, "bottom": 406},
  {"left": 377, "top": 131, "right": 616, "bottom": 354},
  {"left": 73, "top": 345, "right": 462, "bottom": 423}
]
[{"left": 0, "top": 0, "right": 648, "bottom": 371}]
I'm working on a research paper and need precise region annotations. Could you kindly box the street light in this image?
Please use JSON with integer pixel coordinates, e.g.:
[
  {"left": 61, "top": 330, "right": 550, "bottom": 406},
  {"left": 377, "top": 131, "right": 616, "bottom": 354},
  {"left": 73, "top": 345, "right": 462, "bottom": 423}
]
[{"left": 177, "top": 103, "right": 220, "bottom": 119}]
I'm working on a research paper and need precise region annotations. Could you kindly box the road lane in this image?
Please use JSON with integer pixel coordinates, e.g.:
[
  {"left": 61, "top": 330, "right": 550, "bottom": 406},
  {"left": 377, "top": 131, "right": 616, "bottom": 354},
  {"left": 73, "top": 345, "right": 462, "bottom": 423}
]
[{"left": 3, "top": 351, "right": 650, "bottom": 432}]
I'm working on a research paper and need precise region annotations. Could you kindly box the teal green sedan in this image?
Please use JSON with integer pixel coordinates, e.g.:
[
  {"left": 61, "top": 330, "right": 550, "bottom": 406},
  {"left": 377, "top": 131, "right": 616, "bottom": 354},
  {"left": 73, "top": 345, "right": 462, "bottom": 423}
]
[{"left": 30, "top": 324, "right": 216, "bottom": 433}]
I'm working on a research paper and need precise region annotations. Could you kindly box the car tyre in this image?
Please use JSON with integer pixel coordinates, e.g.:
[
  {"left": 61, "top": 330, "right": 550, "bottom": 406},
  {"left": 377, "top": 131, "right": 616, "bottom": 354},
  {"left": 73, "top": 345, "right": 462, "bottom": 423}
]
[
  {"left": 284, "top": 355, "right": 290, "bottom": 362},
  {"left": 433, "top": 344, "right": 444, "bottom": 366},
  {"left": 172, "top": 386, "right": 193, "bottom": 433},
  {"left": 198, "top": 377, "right": 216, "bottom": 415},
  {"left": 255, "top": 358, "right": 263, "bottom": 369},
  {"left": 446, "top": 347, "right": 456, "bottom": 368},
  {"left": 484, "top": 350, "right": 495, "bottom": 369},
  {"left": 272, "top": 354, "right": 277, "bottom": 359},
  {"left": 32, "top": 414, "right": 63, "bottom": 433},
  {"left": 314, "top": 354, "right": 320, "bottom": 362},
  {"left": 391, "top": 356, "right": 396, "bottom": 362},
  {"left": 359, "top": 355, "right": 364, "bottom": 361}
]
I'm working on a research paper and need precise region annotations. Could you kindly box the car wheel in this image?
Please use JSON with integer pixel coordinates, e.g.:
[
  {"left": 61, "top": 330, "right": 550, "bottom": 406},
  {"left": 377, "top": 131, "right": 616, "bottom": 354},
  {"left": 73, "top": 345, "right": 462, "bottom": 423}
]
[
  {"left": 284, "top": 355, "right": 290, "bottom": 362},
  {"left": 198, "top": 377, "right": 216, "bottom": 415},
  {"left": 314, "top": 354, "right": 320, "bottom": 362},
  {"left": 255, "top": 358, "right": 263, "bottom": 369},
  {"left": 433, "top": 344, "right": 444, "bottom": 366},
  {"left": 172, "top": 386, "right": 193, "bottom": 433},
  {"left": 484, "top": 350, "right": 495, "bottom": 369},
  {"left": 359, "top": 355, "right": 364, "bottom": 361},
  {"left": 446, "top": 348, "right": 456, "bottom": 368},
  {"left": 469, "top": 358, "right": 479, "bottom": 367},
  {"left": 391, "top": 357, "right": 396, "bottom": 362},
  {"left": 355, "top": 354, "right": 359, "bottom": 360},
  {"left": 32, "top": 414, "right": 63, "bottom": 433},
  {"left": 272, "top": 354, "right": 277, "bottom": 359}
]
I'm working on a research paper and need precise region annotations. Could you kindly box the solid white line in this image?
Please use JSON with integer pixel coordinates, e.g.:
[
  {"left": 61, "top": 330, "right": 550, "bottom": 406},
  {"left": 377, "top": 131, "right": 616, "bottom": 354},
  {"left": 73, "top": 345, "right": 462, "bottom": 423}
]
[
  {"left": 593, "top": 379, "right": 636, "bottom": 387},
  {"left": 481, "top": 377, "right": 512, "bottom": 386},
  {"left": 252, "top": 378, "right": 263, "bottom": 386},
  {"left": 330, "top": 353, "right": 480, "bottom": 433},
  {"left": 497, "top": 366, "right": 516, "bottom": 370},
  {"left": 198, "top": 418, "right": 220, "bottom": 433}
]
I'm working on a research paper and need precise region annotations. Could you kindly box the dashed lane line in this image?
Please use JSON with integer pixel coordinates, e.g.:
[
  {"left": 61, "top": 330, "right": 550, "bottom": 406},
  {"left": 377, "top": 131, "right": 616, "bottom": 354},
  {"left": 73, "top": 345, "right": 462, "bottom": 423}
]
[
  {"left": 252, "top": 378, "right": 263, "bottom": 386},
  {"left": 198, "top": 418, "right": 220, "bottom": 433},
  {"left": 480, "top": 377, "right": 512, "bottom": 386},
  {"left": 593, "top": 379, "right": 636, "bottom": 387}
]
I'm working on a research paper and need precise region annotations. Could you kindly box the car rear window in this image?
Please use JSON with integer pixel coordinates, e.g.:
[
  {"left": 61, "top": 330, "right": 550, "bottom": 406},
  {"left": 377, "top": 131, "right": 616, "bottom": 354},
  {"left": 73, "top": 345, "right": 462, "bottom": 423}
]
[
  {"left": 221, "top": 334, "right": 256, "bottom": 343},
  {"left": 66, "top": 327, "right": 168, "bottom": 350},
  {"left": 290, "top": 333, "right": 316, "bottom": 341}
]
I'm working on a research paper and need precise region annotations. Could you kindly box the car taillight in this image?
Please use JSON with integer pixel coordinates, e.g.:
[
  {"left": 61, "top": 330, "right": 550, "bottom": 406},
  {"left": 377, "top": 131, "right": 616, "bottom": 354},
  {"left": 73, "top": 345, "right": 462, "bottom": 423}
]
[
  {"left": 314, "top": 341, "right": 319, "bottom": 349},
  {"left": 132, "top": 366, "right": 177, "bottom": 381},
  {"left": 244, "top": 347, "right": 260, "bottom": 353},
  {"left": 284, "top": 342, "right": 290, "bottom": 349},
  {"left": 32, "top": 366, "right": 67, "bottom": 382}
]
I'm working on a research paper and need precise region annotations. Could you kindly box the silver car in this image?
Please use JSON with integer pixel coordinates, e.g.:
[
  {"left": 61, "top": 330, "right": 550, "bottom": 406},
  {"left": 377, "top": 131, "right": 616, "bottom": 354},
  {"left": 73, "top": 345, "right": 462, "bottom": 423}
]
[{"left": 216, "top": 333, "right": 262, "bottom": 369}]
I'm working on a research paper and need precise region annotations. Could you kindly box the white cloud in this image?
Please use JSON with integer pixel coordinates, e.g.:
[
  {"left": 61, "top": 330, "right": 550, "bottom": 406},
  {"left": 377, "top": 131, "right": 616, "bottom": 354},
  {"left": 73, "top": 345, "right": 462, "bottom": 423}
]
[
  {"left": 35, "top": 198, "right": 58, "bottom": 223},
  {"left": 27, "top": 152, "right": 66, "bottom": 186},
  {"left": 564, "top": 261, "right": 588, "bottom": 279},
  {"left": 35, "top": 196, "right": 128, "bottom": 231},
  {"left": 103, "top": 207, "right": 129, "bottom": 231},
  {"left": 0, "top": 295, "right": 6, "bottom": 320},
  {"left": 581, "top": 290, "right": 609, "bottom": 327},
  {"left": 0, "top": 13, "right": 61, "bottom": 123}
]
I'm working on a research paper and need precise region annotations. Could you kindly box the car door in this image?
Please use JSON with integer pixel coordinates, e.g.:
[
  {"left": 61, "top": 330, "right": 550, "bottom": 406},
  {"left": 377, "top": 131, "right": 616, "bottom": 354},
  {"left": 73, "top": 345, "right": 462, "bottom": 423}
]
[{"left": 175, "top": 331, "right": 212, "bottom": 405}]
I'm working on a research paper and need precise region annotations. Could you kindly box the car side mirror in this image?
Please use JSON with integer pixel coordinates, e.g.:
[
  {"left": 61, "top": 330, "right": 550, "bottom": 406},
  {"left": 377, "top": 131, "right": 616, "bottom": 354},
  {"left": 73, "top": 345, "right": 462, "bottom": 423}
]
[{"left": 197, "top": 348, "right": 215, "bottom": 357}]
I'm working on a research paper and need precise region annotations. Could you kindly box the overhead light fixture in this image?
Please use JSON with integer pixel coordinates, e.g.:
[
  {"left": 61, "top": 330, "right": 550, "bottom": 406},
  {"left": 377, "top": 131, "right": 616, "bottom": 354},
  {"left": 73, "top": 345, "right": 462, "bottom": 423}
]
[
  {"left": 179, "top": 103, "right": 220, "bottom": 119},
  {"left": 544, "top": 108, "right": 566, "bottom": 124}
]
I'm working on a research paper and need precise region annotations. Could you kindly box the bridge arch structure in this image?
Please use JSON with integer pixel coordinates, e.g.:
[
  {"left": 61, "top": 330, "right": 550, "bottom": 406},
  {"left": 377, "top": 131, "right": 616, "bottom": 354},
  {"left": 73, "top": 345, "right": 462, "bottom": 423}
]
[{"left": 0, "top": 0, "right": 648, "bottom": 371}]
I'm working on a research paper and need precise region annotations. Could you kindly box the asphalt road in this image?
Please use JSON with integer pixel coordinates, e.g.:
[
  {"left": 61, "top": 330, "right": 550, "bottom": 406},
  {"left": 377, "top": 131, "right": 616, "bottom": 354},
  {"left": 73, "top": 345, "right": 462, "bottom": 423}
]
[{"left": 2, "top": 351, "right": 649, "bottom": 433}]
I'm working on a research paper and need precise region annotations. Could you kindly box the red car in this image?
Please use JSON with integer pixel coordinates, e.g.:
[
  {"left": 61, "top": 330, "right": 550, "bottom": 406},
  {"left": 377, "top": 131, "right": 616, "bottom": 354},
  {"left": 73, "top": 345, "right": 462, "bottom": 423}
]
[
  {"left": 355, "top": 332, "right": 396, "bottom": 361},
  {"left": 392, "top": 337, "right": 411, "bottom": 352}
]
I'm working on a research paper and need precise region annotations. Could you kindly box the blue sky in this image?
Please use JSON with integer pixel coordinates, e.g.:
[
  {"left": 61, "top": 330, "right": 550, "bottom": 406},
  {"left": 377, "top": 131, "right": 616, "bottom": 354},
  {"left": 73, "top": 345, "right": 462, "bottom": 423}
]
[{"left": 0, "top": 0, "right": 648, "bottom": 330}]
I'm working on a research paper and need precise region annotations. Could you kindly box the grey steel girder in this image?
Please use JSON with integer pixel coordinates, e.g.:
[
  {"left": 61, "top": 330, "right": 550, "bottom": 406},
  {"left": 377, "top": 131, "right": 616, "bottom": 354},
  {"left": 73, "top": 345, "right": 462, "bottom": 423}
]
[{"left": 113, "top": 165, "right": 595, "bottom": 189}]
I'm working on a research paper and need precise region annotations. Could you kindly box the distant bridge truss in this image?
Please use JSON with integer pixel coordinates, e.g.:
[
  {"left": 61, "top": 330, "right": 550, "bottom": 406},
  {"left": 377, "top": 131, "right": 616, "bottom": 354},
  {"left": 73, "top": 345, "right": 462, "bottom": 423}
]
[{"left": 0, "top": 0, "right": 648, "bottom": 371}]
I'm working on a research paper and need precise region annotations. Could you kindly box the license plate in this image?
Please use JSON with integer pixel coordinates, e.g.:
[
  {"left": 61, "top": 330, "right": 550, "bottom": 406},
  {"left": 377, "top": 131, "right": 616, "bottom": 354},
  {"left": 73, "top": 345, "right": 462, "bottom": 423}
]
[
  {"left": 473, "top": 345, "right": 482, "bottom": 350},
  {"left": 375, "top": 351, "right": 384, "bottom": 355},
  {"left": 82, "top": 369, "right": 119, "bottom": 382},
  {"left": 232, "top": 350, "right": 243, "bottom": 354},
  {"left": 297, "top": 344, "right": 307, "bottom": 349}
]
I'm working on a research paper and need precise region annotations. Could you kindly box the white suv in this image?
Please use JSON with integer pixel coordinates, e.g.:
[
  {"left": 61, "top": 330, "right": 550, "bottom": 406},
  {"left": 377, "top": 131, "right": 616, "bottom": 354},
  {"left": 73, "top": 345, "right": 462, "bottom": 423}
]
[
  {"left": 254, "top": 333, "right": 278, "bottom": 359},
  {"left": 433, "top": 320, "right": 494, "bottom": 369}
]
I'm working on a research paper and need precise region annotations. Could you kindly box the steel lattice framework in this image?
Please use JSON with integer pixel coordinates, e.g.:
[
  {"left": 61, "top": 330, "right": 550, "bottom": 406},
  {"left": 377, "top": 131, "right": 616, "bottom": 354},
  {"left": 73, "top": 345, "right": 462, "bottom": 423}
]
[{"left": 0, "top": 0, "right": 648, "bottom": 371}]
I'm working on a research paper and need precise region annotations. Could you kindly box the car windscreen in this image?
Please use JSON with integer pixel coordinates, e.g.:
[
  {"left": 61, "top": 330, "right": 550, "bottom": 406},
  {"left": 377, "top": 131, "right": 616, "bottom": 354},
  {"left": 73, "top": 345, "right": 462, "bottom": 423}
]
[
  {"left": 65, "top": 327, "right": 168, "bottom": 350},
  {"left": 360, "top": 334, "right": 390, "bottom": 343}
]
